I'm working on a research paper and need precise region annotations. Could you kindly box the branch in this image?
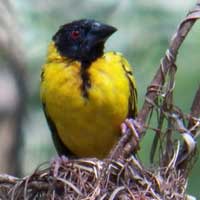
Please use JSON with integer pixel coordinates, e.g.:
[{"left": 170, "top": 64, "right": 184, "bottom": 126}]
[
  {"left": 189, "top": 86, "right": 200, "bottom": 129},
  {"left": 176, "top": 86, "right": 200, "bottom": 170},
  {"left": 137, "top": 3, "right": 200, "bottom": 129}
]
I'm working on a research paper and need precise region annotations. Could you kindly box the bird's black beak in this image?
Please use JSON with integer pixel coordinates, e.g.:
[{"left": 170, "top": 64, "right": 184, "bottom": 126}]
[
  {"left": 86, "top": 21, "right": 117, "bottom": 47},
  {"left": 91, "top": 22, "right": 117, "bottom": 41}
]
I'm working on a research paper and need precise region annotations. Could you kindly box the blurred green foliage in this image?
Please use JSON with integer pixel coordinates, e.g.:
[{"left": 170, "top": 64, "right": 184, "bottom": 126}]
[{"left": 11, "top": 0, "right": 199, "bottom": 197}]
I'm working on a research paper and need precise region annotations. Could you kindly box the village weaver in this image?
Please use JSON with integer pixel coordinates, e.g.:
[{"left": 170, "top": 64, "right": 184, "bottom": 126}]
[{"left": 40, "top": 19, "right": 137, "bottom": 158}]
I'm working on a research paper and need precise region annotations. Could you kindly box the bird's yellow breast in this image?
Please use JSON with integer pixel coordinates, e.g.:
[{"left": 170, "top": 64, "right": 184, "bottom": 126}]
[{"left": 41, "top": 42, "right": 134, "bottom": 158}]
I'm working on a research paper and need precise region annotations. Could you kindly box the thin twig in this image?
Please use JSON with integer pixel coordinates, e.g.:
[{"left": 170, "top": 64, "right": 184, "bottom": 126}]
[
  {"left": 137, "top": 4, "right": 200, "bottom": 129},
  {"left": 188, "top": 86, "right": 200, "bottom": 130}
]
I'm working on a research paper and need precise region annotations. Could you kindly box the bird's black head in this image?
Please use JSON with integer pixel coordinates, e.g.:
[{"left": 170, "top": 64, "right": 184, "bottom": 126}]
[{"left": 53, "top": 19, "right": 117, "bottom": 64}]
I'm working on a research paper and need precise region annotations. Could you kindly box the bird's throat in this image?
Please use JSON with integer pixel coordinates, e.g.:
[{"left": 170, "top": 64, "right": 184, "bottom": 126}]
[{"left": 80, "top": 61, "right": 91, "bottom": 98}]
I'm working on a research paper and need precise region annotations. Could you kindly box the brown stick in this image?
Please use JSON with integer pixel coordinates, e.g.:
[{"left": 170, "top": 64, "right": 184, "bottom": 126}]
[
  {"left": 176, "top": 86, "right": 200, "bottom": 170},
  {"left": 137, "top": 4, "right": 200, "bottom": 129}
]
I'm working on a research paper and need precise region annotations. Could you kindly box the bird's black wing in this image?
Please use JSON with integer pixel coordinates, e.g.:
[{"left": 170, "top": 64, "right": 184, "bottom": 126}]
[{"left": 120, "top": 56, "right": 138, "bottom": 118}]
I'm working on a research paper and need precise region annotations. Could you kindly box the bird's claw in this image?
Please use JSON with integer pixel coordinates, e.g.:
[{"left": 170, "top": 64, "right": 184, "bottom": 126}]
[
  {"left": 121, "top": 119, "right": 140, "bottom": 140},
  {"left": 51, "top": 155, "right": 69, "bottom": 177},
  {"left": 121, "top": 118, "right": 140, "bottom": 150}
]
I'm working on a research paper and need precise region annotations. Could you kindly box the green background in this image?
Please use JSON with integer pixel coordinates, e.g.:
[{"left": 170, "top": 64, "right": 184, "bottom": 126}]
[{"left": 9, "top": 0, "right": 200, "bottom": 198}]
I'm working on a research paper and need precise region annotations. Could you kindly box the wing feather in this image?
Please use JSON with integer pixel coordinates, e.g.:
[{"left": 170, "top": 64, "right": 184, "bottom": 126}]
[{"left": 120, "top": 55, "right": 137, "bottom": 118}]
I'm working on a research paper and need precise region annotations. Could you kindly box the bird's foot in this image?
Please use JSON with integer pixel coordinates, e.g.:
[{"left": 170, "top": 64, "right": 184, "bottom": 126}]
[
  {"left": 121, "top": 118, "right": 140, "bottom": 138},
  {"left": 50, "top": 155, "right": 69, "bottom": 177},
  {"left": 121, "top": 118, "right": 140, "bottom": 151}
]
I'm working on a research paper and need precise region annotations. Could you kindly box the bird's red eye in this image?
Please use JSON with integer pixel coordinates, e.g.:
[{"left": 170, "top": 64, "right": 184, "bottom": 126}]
[{"left": 71, "top": 30, "right": 80, "bottom": 40}]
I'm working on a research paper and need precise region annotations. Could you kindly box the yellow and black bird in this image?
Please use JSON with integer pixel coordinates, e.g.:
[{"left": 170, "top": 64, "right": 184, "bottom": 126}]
[{"left": 40, "top": 19, "right": 137, "bottom": 158}]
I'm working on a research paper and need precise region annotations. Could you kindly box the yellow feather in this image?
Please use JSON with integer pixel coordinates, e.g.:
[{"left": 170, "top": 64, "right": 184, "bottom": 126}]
[{"left": 40, "top": 42, "right": 137, "bottom": 158}]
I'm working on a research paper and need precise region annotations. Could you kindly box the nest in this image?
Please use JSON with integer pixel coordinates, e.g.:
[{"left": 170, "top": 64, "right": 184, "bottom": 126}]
[{"left": 0, "top": 155, "right": 187, "bottom": 200}]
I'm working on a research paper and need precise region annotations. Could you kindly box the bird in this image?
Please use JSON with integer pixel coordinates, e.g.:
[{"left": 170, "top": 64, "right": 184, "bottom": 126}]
[{"left": 40, "top": 19, "right": 137, "bottom": 159}]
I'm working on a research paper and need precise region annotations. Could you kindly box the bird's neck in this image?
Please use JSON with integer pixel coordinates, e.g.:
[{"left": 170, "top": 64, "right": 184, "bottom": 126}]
[
  {"left": 47, "top": 42, "right": 104, "bottom": 64},
  {"left": 82, "top": 43, "right": 104, "bottom": 63}
]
